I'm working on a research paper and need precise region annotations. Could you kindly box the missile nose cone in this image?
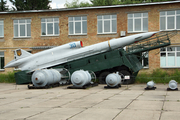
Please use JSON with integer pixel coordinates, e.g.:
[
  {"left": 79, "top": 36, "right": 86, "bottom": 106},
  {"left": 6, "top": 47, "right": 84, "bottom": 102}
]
[
  {"left": 4, "top": 64, "right": 11, "bottom": 68},
  {"left": 4, "top": 61, "right": 17, "bottom": 68}
]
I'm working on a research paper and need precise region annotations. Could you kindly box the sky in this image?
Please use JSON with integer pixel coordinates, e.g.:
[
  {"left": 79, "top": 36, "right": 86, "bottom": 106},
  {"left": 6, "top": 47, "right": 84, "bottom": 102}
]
[{"left": 6, "top": 0, "right": 91, "bottom": 9}]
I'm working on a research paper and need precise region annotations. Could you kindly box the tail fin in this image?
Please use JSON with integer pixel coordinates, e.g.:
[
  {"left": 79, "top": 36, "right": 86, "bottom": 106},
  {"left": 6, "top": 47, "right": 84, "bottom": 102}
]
[{"left": 14, "top": 49, "right": 32, "bottom": 60}]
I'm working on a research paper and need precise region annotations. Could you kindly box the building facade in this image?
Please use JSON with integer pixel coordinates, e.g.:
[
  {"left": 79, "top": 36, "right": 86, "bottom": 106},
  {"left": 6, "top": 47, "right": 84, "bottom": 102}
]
[{"left": 0, "top": 1, "right": 180, "bottom": 73}]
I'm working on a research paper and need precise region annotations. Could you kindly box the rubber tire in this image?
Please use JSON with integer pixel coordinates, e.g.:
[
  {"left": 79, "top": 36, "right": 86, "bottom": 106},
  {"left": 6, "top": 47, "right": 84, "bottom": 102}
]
[
  {"left": 98, "top": 71, "right": 110, "bottom": 84},
  {"left": 119, "top": 70, "right": 135, "bottom": 85}
]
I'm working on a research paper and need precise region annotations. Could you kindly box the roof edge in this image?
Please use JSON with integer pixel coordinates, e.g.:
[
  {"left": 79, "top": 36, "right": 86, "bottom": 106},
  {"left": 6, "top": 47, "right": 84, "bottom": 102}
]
[{"left": 0, "top": 1, "right": 180, "bottom": 14}]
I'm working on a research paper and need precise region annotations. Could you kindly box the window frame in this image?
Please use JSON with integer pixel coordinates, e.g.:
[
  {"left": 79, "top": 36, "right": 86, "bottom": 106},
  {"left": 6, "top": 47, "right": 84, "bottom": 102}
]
[
  {"left": 97, "top": 14, "right": 117, "bottom": 34},
  {"left": 127, "top": 12, "right": 148, "bottom": 33},
  {"left": 41, "top": 17, "right": 59, "bottom": 36},
  {"left": 160, "top": 46, "right": 180, "bottom": 68},
  {"left": 68, "top": 16, "right": 87, "bottom": 35},
  {"left": 0, "top": 51, "right": 4, "bottom": 71},
  {"left": 13, "top": 19, "right": 31, "bottom": 38},
  {"left": 160, "top": 10, "right": 180, "bottom": 31},
  {"left": 0, "top": 20, "right": 4, "bottom": 37}
]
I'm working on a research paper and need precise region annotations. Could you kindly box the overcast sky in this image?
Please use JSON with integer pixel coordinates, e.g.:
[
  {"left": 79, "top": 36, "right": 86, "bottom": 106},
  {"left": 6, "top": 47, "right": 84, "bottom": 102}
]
[{"left": 7, "top": 0, "right": 91, "bottom": 9}]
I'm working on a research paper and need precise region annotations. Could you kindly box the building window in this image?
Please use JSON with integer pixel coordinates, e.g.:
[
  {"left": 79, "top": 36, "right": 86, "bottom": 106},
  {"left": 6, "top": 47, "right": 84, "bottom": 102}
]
[
  {"left": 41, "top": 18, "right": 59, "bottom": 36},
  {"left": 0, "top": 52, "right": 4, "bottom": 70},
  {"left": 160, "top": 46, "right": 180, "bottom": 67},
  {"left": 13, "top": 19, "right": 31, "bottom": 38},
  {"left": 128, "top": 13, "right": 148, "bottom": 33},
  {"left": 68, "top": 16, "right": 87, "bottom": 35},
  {"left": 97, "top": 15, "right": 117, "bottom": 34},
  {"left": 142, "top": 52, "right": 149, "bottom": 68},
  {"left": 0, "top": 20, "right": 4, "bottom": 37},
  {"left": 160, "top": 10, "right": 180, "bottom": 30}
]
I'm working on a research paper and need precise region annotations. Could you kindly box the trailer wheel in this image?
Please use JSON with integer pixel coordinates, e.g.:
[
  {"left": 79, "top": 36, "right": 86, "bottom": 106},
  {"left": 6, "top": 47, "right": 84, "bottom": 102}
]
[
  {"left": 98, "top": 71, "right": 110, "bottom": 84},
  {"left": 119, "top": 70, "right": 135, "bottom": 85}
]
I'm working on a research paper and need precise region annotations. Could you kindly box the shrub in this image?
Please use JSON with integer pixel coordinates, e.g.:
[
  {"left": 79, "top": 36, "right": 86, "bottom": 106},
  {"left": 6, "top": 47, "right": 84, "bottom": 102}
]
[
  {"left": 136, "top": 69, "right": 180, "bottom": 83},
  {"left": 0, "top": 72, "right": 16, "bottom": 83}
]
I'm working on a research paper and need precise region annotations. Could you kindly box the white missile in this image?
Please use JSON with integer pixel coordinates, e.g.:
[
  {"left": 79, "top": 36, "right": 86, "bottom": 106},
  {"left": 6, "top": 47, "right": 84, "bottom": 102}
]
[{"left": 4, "top": 32, "right": 157, "bottom": 71}]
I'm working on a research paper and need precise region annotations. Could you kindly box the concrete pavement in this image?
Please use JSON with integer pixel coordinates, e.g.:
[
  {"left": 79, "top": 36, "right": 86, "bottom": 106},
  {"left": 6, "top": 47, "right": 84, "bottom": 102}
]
[{"left": 0, "top": 83, "right": 180, "bottom": 120}]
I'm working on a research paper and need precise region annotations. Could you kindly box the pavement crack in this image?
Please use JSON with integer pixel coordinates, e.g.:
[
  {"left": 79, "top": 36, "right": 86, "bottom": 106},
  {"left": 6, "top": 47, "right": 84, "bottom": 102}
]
[
  {"left": 112, "top": 90, "right": 145, "bottom": 120},
  {"left": 159, "top": 91, "right": 167, "bottom": 120},
  {"left": 66, "top": 108, "right": 88, "bottom": 120}
]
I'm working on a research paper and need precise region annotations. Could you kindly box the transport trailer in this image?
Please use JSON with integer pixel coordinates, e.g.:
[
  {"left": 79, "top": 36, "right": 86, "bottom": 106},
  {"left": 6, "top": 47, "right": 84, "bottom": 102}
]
[{"left": 53, "top": 48, "right": 141, "bottom": 84}]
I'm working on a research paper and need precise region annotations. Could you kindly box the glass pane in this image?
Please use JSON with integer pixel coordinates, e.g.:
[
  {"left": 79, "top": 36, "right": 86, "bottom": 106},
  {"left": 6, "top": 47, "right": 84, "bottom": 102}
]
[
  {"left": 41, "top": 19, "right": 45, "bottom": 22},
  {"left": 167, "top": 11, "right": 175, "bottom": 15},
  {"left": 69, "top": 17, "right": 73, "bottom": 21},
  {"left": 167, "top": 17, "right": 174, "bottom": 29},
  {"left": 177, "top": 10, "right": 180, "bottom": 14},
  {"left": 167, "top": 47, "right": 175, "bottom": 51},
  {"left": 160, "top": 17, "right": 166, "bottom": 30},
  {"left": 41, "top": 23, "right": 46, "bottom": 35},
  {"left": 0, "top": 21, "right": 3, "bottom": 24},
  {"left": 128, "top": 14, "right": 133, "bottom": 18},
  {"left": 47, "top": 18, "right": 53, "bottom": 22},
  {"left": 19, "top": 19, "right": 25, "bottom": 23},
  {"left": 82, "top": 16, "right": 87, "bottom": 20},
  {"left": 104, "top": 21, "right": 110, "bottom": 32},
  {"left": 168, "top": 53, "right": 175, "bottom": 66},
  {"left": 0, "top": 57, "right": 1, "bottom": 69},
  {"left": 14, "top": 20, "right": 18, "bottom": 23},
  {"left": 75, "top": 22, "right": 81, "bottom": 34},
  {"left": 104, "top": 15, "right": 110, "bottom": 19},
  {"left": 97, "top": 16, "right": 102, "bottom": 19},
  {"left": 14, "top": 24, "right": 18, "bottom": 37},
  {"left": 82, "top": 21, "right": 87, "bottom": 34},
  {"left": 0, "top": 57, "right": 4, "bottom": 69},
  {"left": 75, "top": 17, "right": 81, "bottom": 21},
  {"left": 47, "top": 23, "right": 53, "bottom": 34},
  {"left": 54, "top": 23, "right": 59, "bottom": 35},
  {"left": 112, "top": 20, "right": 117, "bottom": 32},
  {"left": 161, "top": 53, "right": 166, "bottom": 57},
  {"left": 27, "top": 24, "right": 31, "bottom": 36},
  {"left": 160, "top": 47, "right": 166, "bottom": 51},
  {"left": 177, "top": 52, "right": 180, "bottom": 56},
  {"left": 160, "top": 11, "right": 165, "bottom": 16},
  {"left": 69, "top": 22, "right": 73, "bottom": 34},
  {"left": 98, "top": 21, "right": 102, "bottom": 33},
  {"left": 142, "top": 52, "right": 149, "bottom": 67},
  {"left": 0, "top": 52, "right": 4, "bottom": 56},
  {"left": 143, "top": 13, "right": 148, "bottom": 17},
  {"left": 176, "top": 16, "right": 180, "bottom": 29},
  {"left": 177, "top": 47, "right": 180, "bottom": 51},
  {"left": 0, "top": 25, "right": 3, "bottom": 36},
  {"left": 27, "top": 19, "right": 31, "bottom": 23},
  {"left": 177, "top": 53, "right": 180, "bottom": 66},
  {"left": 143, "top": 18, "right": 148, "bottom": 31},
  {"left": 143, "top": 58, "right": 149, "bottom": 67},
  {"left": 20, "top": 25, "right": 25, "bottom": 36},
  {"left": 112, "top": 15, "right": 116, "bottom": 19},
  {"left": 135, "top": 19, "right": 141, "bottom": 31},
  {"left": 54, "top": 18, "right": 59, "bottom": 22},
  {"left": 134, "top": 13, "right": 141, "bottom": 17},
  {"left": 128, "top": 19, "right": 133, "bottom": 31},
  {"left": 160, "top": 53, "right": 166, "bottom": 67}
]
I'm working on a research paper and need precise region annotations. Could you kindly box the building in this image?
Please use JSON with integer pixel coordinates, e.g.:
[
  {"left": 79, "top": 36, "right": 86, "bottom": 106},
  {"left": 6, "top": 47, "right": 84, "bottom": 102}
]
[{"left": 0, "top": 1, "right": 180, "bottom": 73}]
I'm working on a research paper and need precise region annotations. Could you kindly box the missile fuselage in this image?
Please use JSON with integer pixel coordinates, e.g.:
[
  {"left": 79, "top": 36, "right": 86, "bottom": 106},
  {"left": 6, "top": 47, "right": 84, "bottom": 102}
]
[{"left": 5, "top": 32, "right": 157, "bottom": 71}]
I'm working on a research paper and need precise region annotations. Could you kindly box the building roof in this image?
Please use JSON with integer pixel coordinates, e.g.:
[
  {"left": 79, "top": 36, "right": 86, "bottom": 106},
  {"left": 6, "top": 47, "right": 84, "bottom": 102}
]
[{"left": 0, "top": 1, "right": 180, "bottom": 14}]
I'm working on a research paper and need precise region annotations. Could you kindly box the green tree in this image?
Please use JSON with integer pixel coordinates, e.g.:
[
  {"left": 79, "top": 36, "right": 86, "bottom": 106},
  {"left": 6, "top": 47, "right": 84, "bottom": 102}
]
[
  {"left": 90, "top": 0, "right": 121, "bottom": 6},
  {"left": 9, "top": 0, "right": 51, "bottom": 11},
  {"left": 65, "top": 0, "right": 177, "bottom": 8},
  {"left": 0, "top": 0, "right": 8, "bottom": 11},
  {"left": 64, "top": 0, "right": 92, "bottom": 8}
]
